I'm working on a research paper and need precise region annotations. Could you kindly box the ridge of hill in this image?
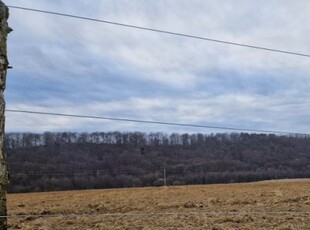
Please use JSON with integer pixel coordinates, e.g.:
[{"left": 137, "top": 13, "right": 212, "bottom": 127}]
[{"left": 6, "top": 132, "right": 310, "bottom": 193}]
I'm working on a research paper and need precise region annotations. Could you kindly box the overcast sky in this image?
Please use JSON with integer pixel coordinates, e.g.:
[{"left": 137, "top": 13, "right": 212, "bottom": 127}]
[{"left": 4, "top": 0, "right": 310, "bottom": 134}]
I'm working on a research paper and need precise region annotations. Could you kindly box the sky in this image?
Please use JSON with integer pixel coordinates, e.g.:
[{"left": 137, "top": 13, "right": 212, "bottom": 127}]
[{"left": 4, "top": 0, "right": 310, "bottom": 134}]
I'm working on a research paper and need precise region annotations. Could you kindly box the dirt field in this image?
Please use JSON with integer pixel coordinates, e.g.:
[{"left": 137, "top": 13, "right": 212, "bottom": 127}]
[{"left": 7, "top": 179, "right": 310, "bottom": 229}]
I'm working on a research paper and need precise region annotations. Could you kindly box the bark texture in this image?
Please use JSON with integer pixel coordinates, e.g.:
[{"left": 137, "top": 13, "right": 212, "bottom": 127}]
[{"left": 0, "top": 1, "right": 10, "bottom": 229}]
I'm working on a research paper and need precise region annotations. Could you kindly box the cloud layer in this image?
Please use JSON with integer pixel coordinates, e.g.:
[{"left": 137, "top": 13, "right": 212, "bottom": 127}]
[{"left": 5, "top": 0, "right": 310, "bottom": 134}]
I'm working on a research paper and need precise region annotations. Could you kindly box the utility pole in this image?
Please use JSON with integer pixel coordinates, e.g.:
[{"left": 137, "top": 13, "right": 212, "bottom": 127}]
[
  {"left": 163, "top": 169, "right": 166, "bottom": 186},
  {"left": 0, "top": 1, "right": 11, "bottom": 229}
]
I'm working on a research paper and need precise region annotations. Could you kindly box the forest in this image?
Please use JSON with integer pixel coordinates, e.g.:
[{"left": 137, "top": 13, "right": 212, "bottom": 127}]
[{"left": 5, "top": 131, "right": 310, "bottom": 193}]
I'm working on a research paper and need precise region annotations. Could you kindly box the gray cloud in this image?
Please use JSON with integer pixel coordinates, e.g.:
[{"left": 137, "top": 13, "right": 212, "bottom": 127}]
[{"left": 5, "top": 0, "right": 310, "bottom": 134}]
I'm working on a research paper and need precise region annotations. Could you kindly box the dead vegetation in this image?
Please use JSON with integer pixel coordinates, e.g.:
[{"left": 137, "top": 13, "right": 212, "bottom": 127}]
[{"left": 7, "top": 179, "right": 310, "bottom": 229}]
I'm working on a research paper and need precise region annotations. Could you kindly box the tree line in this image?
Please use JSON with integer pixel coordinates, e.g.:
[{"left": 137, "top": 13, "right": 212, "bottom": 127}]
[{"left": 5, "top": 132, "right": 310, "bottom": 193}]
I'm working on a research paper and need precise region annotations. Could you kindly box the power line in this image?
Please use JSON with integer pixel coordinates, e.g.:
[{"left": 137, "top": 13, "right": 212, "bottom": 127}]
[
  {"left": 9, "top": 170, "right": 162, "bottom": 177},
  {"left": 1, "top": 211, "right": 310, "bottom": 219},
  {"left": 9, "top": 170, "right": 310, "bottom": 177},
  {"left": 6, "top": 109, "right": 309, "bottom": 136},
  {"left": 8, "top": 5, "right": 310, "bottom": 58}
]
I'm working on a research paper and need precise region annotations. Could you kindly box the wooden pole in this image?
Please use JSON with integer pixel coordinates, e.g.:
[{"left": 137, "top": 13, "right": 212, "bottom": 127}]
[
  {"left": 163, "top": 169, "right": 166, "bottom": 186},
  {"left": 0, "top": 1, "right": 11, "bottom": 229}
]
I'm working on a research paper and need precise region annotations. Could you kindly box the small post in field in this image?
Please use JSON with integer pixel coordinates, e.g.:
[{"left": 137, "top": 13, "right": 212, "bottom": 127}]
[
  {"left": 274, "top": 169, "right": 278, "bottom": 181},
  {"left": 163, "top": 169, "right": 167, "bottom": 186}
]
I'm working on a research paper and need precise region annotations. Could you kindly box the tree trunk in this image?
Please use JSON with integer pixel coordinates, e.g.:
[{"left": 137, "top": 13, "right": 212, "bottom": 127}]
[{"left": 0, "top": 1, "right": 11, "bottom": 229}]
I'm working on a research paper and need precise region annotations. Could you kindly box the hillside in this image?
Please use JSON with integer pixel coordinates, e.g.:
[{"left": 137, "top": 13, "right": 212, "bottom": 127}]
[
  {"left": 7, "top": 180, "right": 310, "bottom": 229},
  {"left": 5, "top": 132, "right": 310, "bottom": 193}
]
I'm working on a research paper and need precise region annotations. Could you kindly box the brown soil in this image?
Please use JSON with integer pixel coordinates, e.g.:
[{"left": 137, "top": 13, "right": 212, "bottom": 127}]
[{"left": 7, "top": 179, "right": 310, "bottom": 229}]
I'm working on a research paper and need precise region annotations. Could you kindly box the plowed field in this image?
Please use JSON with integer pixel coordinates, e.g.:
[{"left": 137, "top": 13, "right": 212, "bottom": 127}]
[{"left": 7, "top": 179, "right": 310, "bottom": 229}]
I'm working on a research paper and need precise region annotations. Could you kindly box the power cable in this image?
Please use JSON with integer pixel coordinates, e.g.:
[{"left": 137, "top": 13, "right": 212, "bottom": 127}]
[
  {"left": 8, "top": 5, "right": 310, "bottom": 58},
  {"left": 10, "top": 170, "right": 309, "bottom": 177},
  {"left": 1, "top": 211, "right": 309, "bottom": 219},
  {"left": 6, "top": 109, "right": 309, "bottom": 136},
  {"left": 9, "top": 170, "right": 162, "bottom": 177}
]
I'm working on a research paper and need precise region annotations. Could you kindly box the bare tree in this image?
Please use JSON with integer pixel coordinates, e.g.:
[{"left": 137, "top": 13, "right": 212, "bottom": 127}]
[{"left": 0, "top": 1, "right": 11, "bottom": 229}]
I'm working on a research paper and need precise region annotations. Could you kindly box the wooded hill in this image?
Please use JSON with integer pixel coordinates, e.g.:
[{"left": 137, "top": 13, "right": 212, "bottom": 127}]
[{"left": 5, "top": 132, "right": 310, "bottom": 193}]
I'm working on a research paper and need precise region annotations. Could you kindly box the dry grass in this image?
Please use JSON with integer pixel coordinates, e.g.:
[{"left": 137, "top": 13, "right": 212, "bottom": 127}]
[{"left": 7, "top": 179, "right": 310, "bottom": 229}]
